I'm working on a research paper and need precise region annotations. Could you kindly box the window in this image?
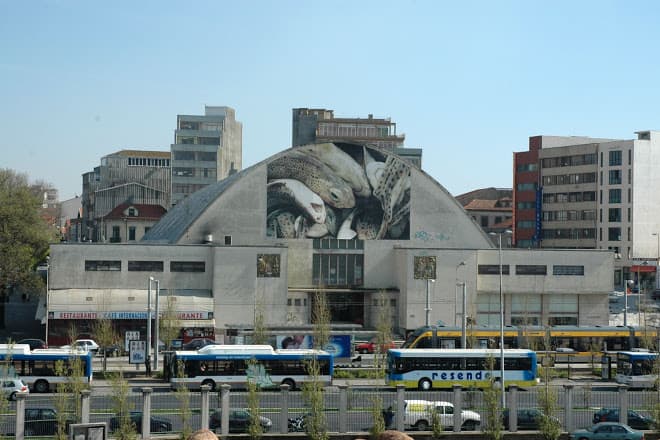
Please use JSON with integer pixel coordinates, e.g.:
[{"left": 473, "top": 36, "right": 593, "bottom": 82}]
[
  {"left": 173, "top": 151, "right": 194, "bottom": 160},
  {"left": 609, "top": 189, "right": 621, "bottom": 203},
  {"left": 609, "top": 170, "right": 622, "bottom": 185},
  {"left": 517, "top": 201, "right": 535, "bottom": 209},
  {"left": 608, "top": 227, "right": 621, "bottom": 241},
  {"left": 515, "top": 265, "right": 547, "bottom": 275},
  {"left": 517, "top": 183, "right": 536, "bottom": 191},
  {"left": 553, "top": 265, "right": 584, "bottom": 276},
  {"left": 170, "top": 261, "right": 205, "bottom": 272},
  {"left": 128, "top": 207, "right": 137, "bottom": 216},
  {"left": 127, "top": 261, "right": 163, "bottom": 272},
  {"left": 144, "top": 226, "right": 151, "bottom": 235},
  {"left": 516, "top": 163, "right": 537, "bottom": 172},
  {"left": 128, "top": 226, "right": 136, "bottom": 241},
  {"left": 312, "top": 254, "right": 363, "bottom": 286},
  {"left": 85, "top": 260, "right": 121, "bottom": 271},
  {"left": 477, "top": 265, "right": 510, "bottom": 275},
  {"left": 609, "top": 150, "right": 622, "bottom": 166},
  {"left": 517, "top": 220, "right": 535, "bottom": 228},
  {"left": 608, "top": 208, "right": 621, "bottom": 222},
  {"left": 197, "top": 151, "right": 217, "bottom": 161},
  {"left": 257, "top": 254, "right": 280, "bottom": 277},
  {"left": 481, "top": 216, "right": 489, "bottom": 227}
]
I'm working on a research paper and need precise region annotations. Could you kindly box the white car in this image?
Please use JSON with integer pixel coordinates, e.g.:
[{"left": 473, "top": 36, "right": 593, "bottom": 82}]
[
  {"left": 1, "top": 378, "right": 29, "bottom": 401},
  {"left": 61, "top": 339, "right": 100, "bottom": 354},
  {"left": 404, "top": 399, "right": 481, "bottom": 431}
]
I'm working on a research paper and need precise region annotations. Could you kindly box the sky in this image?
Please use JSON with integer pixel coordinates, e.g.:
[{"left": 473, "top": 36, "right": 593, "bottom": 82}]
[{"left": 3, "top": 1, "right": 660, "bottom": 201}]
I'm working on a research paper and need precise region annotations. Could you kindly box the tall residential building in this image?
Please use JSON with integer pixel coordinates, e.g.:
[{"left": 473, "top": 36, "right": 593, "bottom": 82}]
[
  {"left": 81, "top": 150, "right": 171, "bottom": 242},
  {"left": 291, "top": 108, "right": 422, "bottom": 167},
  {"left": 513, "top": 131, "right": 660, "bottom": 290},
  {"left": 171, "top": 106, "right": 242, "bottom": 206}
]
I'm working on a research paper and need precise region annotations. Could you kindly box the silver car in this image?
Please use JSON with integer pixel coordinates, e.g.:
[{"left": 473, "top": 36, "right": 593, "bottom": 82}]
[{"left": 1, "top": 378, "right": 29, "bottom": 400}]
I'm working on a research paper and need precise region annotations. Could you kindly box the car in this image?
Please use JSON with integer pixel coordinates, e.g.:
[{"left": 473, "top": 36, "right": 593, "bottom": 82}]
[
  {"left": 16, "top": 339, "right": 47, "bottom": 350},
  {"left": 593, "top": 408, "right": 657, "bottom": 430},
  {"left": 209, "top": 409, "right": 273, "bottom": 433},
  {"left": 403, "top": 399, "right": 481, "bottom": 431},
  {"left": 569, "top": 422, "right": 644, "bottom": 440},
  {"left": 182, "top": 338, "right": 217, "bottom": 350},
  {"left": 652, "top": 289, "right": 660, "bottom": 300},
  {"left": 502, "top": 408, "right": 560, "bottom": 430},
  {"left": 24, "top": 407, "right": 75, "bottom": 436},
  {"left": 1, "top": 377, "right": 29, "bottom": 401},
  {"left": 109, "top": 411, "right": 173, "bottom": 433},
  {"left": 355, "top": 338, "right": 397, "bottom": 354}
]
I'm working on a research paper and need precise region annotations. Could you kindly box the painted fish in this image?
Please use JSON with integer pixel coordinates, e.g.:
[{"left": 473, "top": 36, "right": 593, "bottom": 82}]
[
  {"left": 267, "top": 178, "right": 326, "bottom": 224},
  {"left": 268, "top": 151, "right": 356, "bottom": 209},
  {"left": 298, "top": 143, "right": 371, "bottom": 198},
  {"left": 337, "top": 210, "right": 357, "bottom": 240},
  {"left": 266, "top": 209, "right": 298, "bottom": 238}
]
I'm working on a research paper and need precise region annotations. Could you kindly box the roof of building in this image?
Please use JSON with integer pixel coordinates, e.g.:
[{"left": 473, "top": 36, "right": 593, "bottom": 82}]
[
  {"left": 104, "top": 203, "right": 167, "bottom": 220},
  {"left": 455, "top": 187, "right": 512, "bottom": 206},
  {"left": 109, "top": 150, "right": 171, "bottom": 158},
  {"left": 463, "top": 198, "right": 512, "bottom": 211}
]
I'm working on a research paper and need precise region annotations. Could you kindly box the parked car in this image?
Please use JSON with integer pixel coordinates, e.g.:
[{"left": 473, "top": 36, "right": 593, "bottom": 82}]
[
  {"left": 23, "top": 407, "right": 74, "bottom": 436},
  {"left": 61, "top": 339, "right": 100, "bottom": 354},
  {"left": 1, "top": 377, "right": 29, "bottom": 401},
  {"left": 502, "top": 408, "right": 560, "bottom": 430},
  {"left": 209, "top": 409, "right": 273, "bottom": 433},
  {"left": 16, "top": 339, "right": 47, "bottom": 350},
  {"left": 355, "top": 338, "right": 397, "bottom": 354},
  {"left": 403, "top": 399, "right": 480, "bottom": 431},
  {"left": 569, "top": 422, "right": 644, "bottom": 440},
  {"left": 182, "top": 338, "right": 216, "bottom": 350},
  {"left": 109, "top": 411, "right": 173, "bottom": 433},
  {"left": 593, "top": 408, "right": 657, "bottom": 430}
]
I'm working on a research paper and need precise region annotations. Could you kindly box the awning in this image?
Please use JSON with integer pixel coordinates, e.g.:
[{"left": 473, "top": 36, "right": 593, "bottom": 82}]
[
  {"left": 179, "top": 319, "right": 216, "bottom": 328},
  {"left": 631, "top": 265, "right": 656, "bottom": 273}
]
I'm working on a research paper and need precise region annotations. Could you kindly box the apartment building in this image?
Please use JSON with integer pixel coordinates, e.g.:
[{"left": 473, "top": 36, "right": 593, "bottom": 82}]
[
  {"left": 291, "top": 108, "right": 422, "bottom": 168},
  {"left": 81, "top": 150, "right": 171, "bottom": 242},
  {"left": 171, "top": 106, "right": 242, "bottom": 206},
  {"left": 513, "top": 131, "right": 660, "bottom": 290}
]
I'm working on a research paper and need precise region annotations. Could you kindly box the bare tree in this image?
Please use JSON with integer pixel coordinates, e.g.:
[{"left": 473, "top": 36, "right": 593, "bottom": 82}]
[
  {"left": 93, "top": 314, "right": 119, "bottom": 374},
  {"left": 159, "top": 294, "right": 181, "bottom": 350},
  {"left": 481, "top": 355, "right": 503, "bottom": 440},
  {"left": 110, "top": 371, "right": 137, "bottom": 440}
]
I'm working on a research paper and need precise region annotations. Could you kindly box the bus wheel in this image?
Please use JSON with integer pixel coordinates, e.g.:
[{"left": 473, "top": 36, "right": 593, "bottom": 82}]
[
  {"left": 282, "top": 378, "right": 296, "bottom": 390},
  {"left": 34, "top": 380, "right": 49, "bottom": 393},
  {"left": 418, "top": 378, "right": 432, "bottom": 391},
  {"left": 201, "top": 379, "right": 216, "bottom": 391}
]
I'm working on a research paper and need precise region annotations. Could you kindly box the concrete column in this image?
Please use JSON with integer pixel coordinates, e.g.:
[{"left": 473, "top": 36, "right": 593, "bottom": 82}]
[
  {"left": 280, "top": 383, "right": 290, "bottom": 434},
  {"left": 141, "top": 387, "right": 152, "bottom": 439},
  {"left": 619, "top": 385, "right": 628, "bottom": 426},
  {"left": 396, "top": 384, "right": 405, "bottom": 432},
  {"left": 16, "top": 391, "right": 27, "bottom": 440},
  {"left": 509, "top": 384, "right": 518, "bottom": 432},
  {"left": 200, "top": 385, "right": 210, "bottom": 430},
  {"left": 453, "top": 384, "right": 462, "bottom": 432},
  {"left": 220, "top": 384, "right": 231, "bottom": 438},
  {"left": 81, "top": 389, "right": 91, "bottom": 423},
  {"left": 338, "top": 384, "right": 348, "bottom": 433},
  {"left": 563, "top": 384, "right": 574, "bottom": 432}
]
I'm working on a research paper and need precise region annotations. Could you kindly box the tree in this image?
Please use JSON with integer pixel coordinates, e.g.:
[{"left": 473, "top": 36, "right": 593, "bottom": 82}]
[
  {"left": 110, "top": 371, "right": 137, "bottom": 440},
  {"left": 93, "top": 315, "right": 119, "bottom": 374},
  {"left": 481, "top": 356, "right": 503, "bottom": 440},
  {"left": 0, "top": 169, "right": 56, "bottom": 327},
  {"left": 159, "top": 294, "right": 181, "bottom": 350}
]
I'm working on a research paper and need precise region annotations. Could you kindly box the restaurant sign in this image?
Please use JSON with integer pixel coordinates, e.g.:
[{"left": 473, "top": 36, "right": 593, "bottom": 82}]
[{"left": 50, "top": 311, "right": 213, "bottom": 320}]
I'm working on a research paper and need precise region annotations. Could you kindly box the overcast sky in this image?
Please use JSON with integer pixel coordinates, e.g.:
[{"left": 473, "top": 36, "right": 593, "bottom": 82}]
[{"left": 3, "top": 1, "right": 660, "bottom": 200}]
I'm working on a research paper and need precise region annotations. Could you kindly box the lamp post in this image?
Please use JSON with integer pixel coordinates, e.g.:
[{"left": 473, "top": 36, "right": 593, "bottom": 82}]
[
  {"left": 490, "top": 230, "right": 511, "bottom": 409},
  {"left": 455, "top": 261, "right": 466, "bottom": 326},
  {"left": 45, "top": 256, "right": 50, "bottom": 346},
  {"left": 154, "top": 279, "right": 160, "bottom": 371},
  {"left": 147, "top": 277, "right": 153, "bottom": 374},
  {"left": 425, "top": 278, "right": 435, "bottom": 326},
  {"left": 460, "top": 281, "right": 468, "bottom": 348},
  {"left": 654, "top": 233, "right": 660, "bottom": 289}
]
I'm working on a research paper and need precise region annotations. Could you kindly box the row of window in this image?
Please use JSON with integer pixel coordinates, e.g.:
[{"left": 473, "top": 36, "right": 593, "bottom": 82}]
[
  {"left": 541, "top": 153, "right": 597, "bottom": 169},
  {"left": 317, "top": 122, "right": 391, "bottom": 138},
  {"left": 543, "top": 191, "right": 596, "bottom": 204},
  {"left": 178, "top": 121, "right": 223, "bottom": 131},
  {"left": 542, "top": 210, "right": 595, "bottom": 222},
  {"left": 312, "top": 238, "right": 364, "bottom": 250},
  {"left": 542, "top": 172, "right": 596, "bottom": 186},
  {"left": 176, "top": 136, "right": 221, "bottom": 145},
  {"left": 85, "top": 260, "right": 205, "bottom": 272},
  {"left": 172, "top": 167, "right": 217, "bottom": 178},
  {"left": 127, "top": 157, "right": 170, "bottom": 167},
  {"left": 172, "top": 183, "right": 208, "bottom": 194},
  {"left": 477, "top": 264, "right": 584, "bottom": 276},
  {"left": 172, "top": 151, "right": 217, "bottom": 162},
  {"left": 542, "top": 228, "right": 596, "bottom": 240},
  {"left": 312, "top": 254, "right": 364, "bottom": 286},
  {"left": 516, "top": 163, "right": 538, "bottom": 173}
]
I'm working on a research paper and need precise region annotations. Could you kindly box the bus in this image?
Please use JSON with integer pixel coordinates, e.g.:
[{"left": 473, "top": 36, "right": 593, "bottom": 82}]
[
  {"left": 0, "top": 344, "right": 93, "bottom": 393},
  {"left": 163, "top": 344, "right": 334, "bottom": 391},
  {"left": 615, "top": 350, "right": 659, "bottom": 389},
  {"left": 386, "top": 348, "right": 538, "bottom": 390},
  {"left": 401, "top": 325, "right": 659, "bottom": 355}
]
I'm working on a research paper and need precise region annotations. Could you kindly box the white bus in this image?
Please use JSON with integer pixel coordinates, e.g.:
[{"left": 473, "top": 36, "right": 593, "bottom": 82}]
[
  {"left": 615, "top": 351, "right": 659, "bottom": 389},
  {"left": 163, "top": 344, "right": 334, "bottom": 391},
  {"left": 386, "top": 348, "right": 538, "bottom": 390}
]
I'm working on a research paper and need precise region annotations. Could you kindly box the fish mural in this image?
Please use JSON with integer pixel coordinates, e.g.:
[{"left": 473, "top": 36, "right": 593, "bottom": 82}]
[{"left": 266, "top": 143, "right": 411, "bottom": 240}]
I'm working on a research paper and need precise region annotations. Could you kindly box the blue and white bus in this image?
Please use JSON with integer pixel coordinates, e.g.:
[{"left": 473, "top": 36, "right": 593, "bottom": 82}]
[
  {"left": 164, "top": 344, "right": 334, "bottom": 391},
  {"left": 615, "top": 350, "right": 659, "bottom": 389},
  {"left": 0, "top": 344, "right": 93, "bottom": 393},
  {"left": 386, "top": 348, "right": 538, "bottom": 390}
]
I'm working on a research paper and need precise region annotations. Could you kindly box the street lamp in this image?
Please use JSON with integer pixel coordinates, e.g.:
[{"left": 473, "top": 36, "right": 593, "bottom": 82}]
[
  {"left": 653, "top": 233, "right": 660, "bottom": 289},
  {"left": 147, "top": 277, "right": 153, "bottom": 374},
  {"left": 489, "top": 230, "right": 511, "bottom": 409},
  {"left": 425, "top": 278, "right": 436, "bottom": 326},
  {"left": 455, "top": 261, "right": 466, "bottom": 326},
  {"left": 45, "top": 256, "right": 50, "bottom": 346},
  {"left": 460, "top": 280, "right": 468, "bottom": 348},
  {"left": 154, "top": 279, "right": 160, "bottom": 371}
]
